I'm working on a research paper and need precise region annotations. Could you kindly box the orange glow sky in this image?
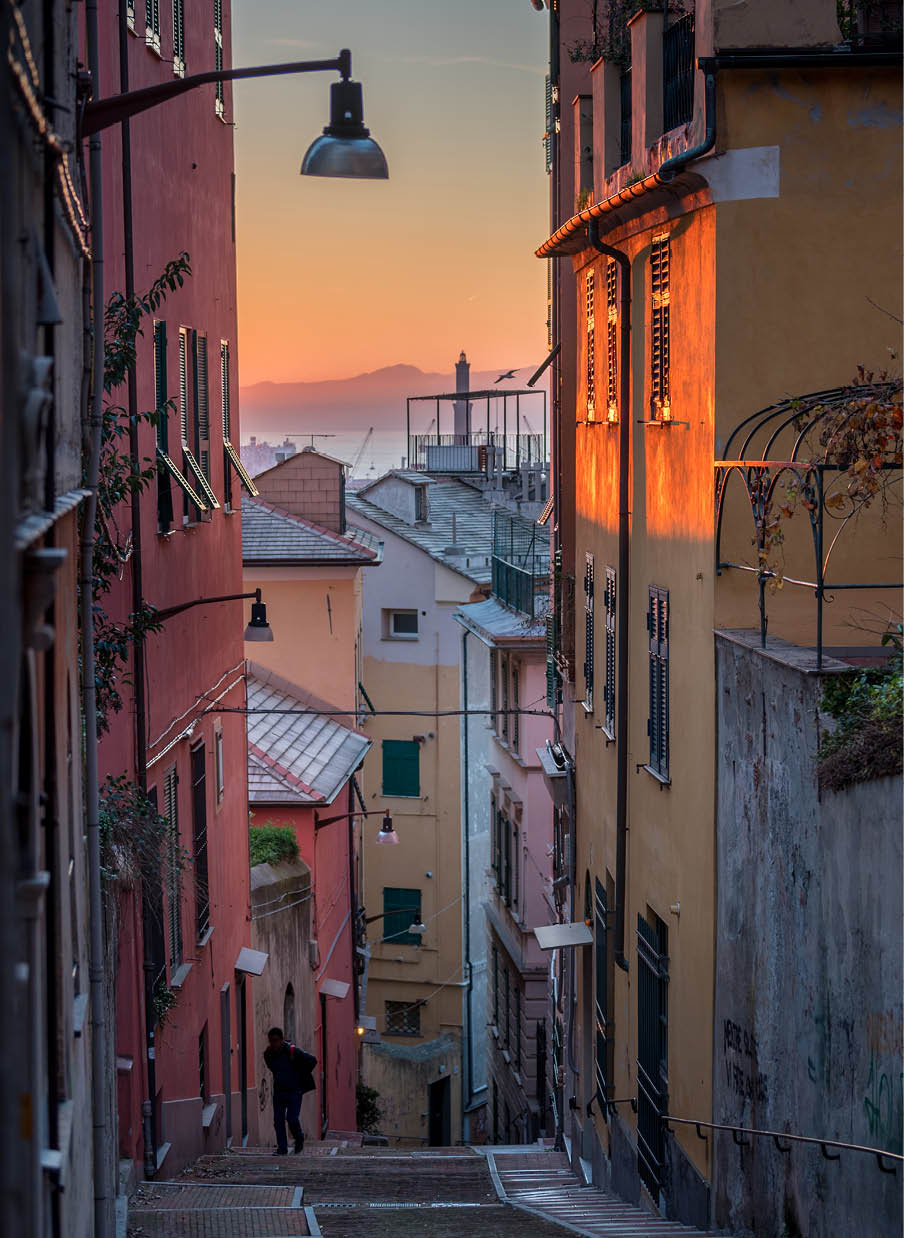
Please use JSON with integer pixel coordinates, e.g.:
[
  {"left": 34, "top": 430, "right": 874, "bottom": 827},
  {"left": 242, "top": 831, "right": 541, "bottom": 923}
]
[{"left": 232, "top": 0, "right": 550, "bottom": 385}]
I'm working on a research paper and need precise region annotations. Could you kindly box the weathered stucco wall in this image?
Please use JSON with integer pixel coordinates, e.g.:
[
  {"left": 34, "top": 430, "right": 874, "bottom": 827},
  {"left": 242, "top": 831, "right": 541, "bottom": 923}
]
[
  {"left": 714, "top": 631, "right": 902, "bottom": 1238},
  {"left": 250, "top": 861, "right": 319, "bottom": 1143}
]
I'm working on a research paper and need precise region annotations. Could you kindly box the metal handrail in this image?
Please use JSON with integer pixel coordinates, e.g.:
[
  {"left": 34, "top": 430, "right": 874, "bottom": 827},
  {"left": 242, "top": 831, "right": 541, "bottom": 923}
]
[{"left": 662, "top": 1114, "right": 901, "bottom": 1174}]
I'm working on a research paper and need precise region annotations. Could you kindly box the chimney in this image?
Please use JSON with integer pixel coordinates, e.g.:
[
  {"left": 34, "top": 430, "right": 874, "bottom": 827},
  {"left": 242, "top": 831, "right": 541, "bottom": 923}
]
[{"left": 453, "top": 349, "right": 471, "bottom": 438}]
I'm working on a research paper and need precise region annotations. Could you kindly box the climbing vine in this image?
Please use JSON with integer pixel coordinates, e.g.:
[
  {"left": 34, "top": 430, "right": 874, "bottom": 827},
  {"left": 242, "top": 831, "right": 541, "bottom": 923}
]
[
  {"left": 89, "top": 253, "right": 192, "bottom": 732},
  {"left": 98, "top": 773, "right": 191, "bottom": 890},
  {"left": 565, "top": 1, "right": 690, "bottom": 67}
]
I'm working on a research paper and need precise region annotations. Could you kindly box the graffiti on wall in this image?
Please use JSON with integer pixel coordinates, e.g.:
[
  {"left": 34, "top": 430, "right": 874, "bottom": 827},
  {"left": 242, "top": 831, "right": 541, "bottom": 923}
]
[
  {"left": 723, "top": 1019, "right": 768, "bottom": 1105},
  {"left": 864, "top": 1010, "right": 903, "bottom": 1153}
]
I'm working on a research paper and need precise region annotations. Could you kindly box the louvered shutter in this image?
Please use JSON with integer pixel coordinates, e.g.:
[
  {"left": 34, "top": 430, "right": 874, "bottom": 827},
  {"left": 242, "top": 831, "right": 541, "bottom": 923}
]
[
  {"left": 214, "top": 0, "right": 224, "bottom": 113},
  {"left": 606, "top": 260, "right": 618, "bottom": 421},
  {"left": 381, "top": 740, "right": 419, "bottom": 797},
  {"left": 595, "top": 878, "right": 610, "bottom": 1109},
  {"left": 164, "top": 767, "right": 182, "bottom": 972},
  {"left": 178, "top": 328, "right": 189, "bottom": 443},
  {"left": 196, "top": 334, "right": 210, "bottom": 481},
  {"left": 382, "top": 887, "right": 421, "bottom": 946},
  {"left": 650, "top": 235, "right": 671, "bottom": 421},
  {"left": 604, "top": 567, "right": 616, "bottom": 735},
  {"left": 545, "top": 611, "right": 558, "bottom": 709},
  {"left": 154, "top": 321, "right": 168, "bottom": 448},
  {"left": 647, "top": 586, "right": 670, "bottom": 778},
  {"left": 586, "top": 271, "right": 596, "bottom": 420},
  {"left": 173, "top": 0, "right": 185, "bottom": 70}
]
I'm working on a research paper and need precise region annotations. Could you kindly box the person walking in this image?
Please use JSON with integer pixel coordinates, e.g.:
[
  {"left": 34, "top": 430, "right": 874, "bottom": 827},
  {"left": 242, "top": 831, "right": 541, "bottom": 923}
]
[{"left": 263, "top": 1026, "right": 317, "bottom": 1155}]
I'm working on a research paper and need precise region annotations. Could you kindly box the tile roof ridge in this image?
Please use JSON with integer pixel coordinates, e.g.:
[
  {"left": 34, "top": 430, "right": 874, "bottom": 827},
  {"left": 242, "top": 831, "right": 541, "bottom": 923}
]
[
  {"left": 247, "top": 740, "right": 320, "bottom": 800},
  {"left": 244, "top": 496, "right": 378, "bottom": 557}
]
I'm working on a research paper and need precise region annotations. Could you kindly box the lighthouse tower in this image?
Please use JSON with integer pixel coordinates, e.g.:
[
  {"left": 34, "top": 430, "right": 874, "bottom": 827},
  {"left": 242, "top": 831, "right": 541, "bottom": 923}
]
[{"left": 453, "top": 350, "right": 471, "bottom": 438}]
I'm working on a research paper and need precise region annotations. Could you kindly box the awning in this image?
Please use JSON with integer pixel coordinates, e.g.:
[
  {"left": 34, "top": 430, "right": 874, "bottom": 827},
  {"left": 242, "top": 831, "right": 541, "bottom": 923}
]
[
  {"left": 234, "top": 947, "right": 268, "bottom": 975},
  {"left": 534, "top": 922, "right": 593, "bottom": 950}
]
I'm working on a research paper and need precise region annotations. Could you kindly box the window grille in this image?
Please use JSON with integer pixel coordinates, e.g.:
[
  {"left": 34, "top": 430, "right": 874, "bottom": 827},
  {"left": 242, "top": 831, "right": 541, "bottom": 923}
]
[
  {"left": 650, "top": 234, "right": 671, "bottom": 421},
  {"left": 647, "top": 586, "right": 670, "bottom": 779},
  {"left": 163, "top": 767, "right": 182, "bottom": 973},
  {"left": 382, "top": 887, "right": 421, "bottom": 946},
  {"left": 145, "top": 0, "right": 160, "bottom": 50},
  {"left": 604, "top": 567, "right": 616, "bottom": 736},
  {"left": 173, "top": 0, "right": 185, "bottom": 73},
  {"left": 585, "top": 271, "right": 596, "bottom": 419},
  {"left": 385, "top": 1000, "right": 420, "bottom": 1036},
  {"left": 214, "top": 0, "right": 225, "bottom": 115},
  {"left": 381, "top": 739, "right": 420, "bottom": 797},
  {"left": 511, "top": 664, "right": 520, "bottom": 753},
  {"left": 663, "top": 13, "right": 694, "bottom": 132},
  {"left": 619, "top": 67, "right": 632, "bottom": 165},
  {"left": 583, "top": 553, "right": 594, "bottom": 711},
  {"left": 606, "top": 260, "right": 618, "bottom": 422},
  {"left": 220, "top": 341, "right": 258, "bottom": 502},
  {"left": 636, "top": 912, "right": 669, "bottom": 1198},
  {"left": 594, "top": 879, "right": 611, "bottom": 1115},
  {"left": 191, "top": 742, "right": 210, "bottom": 941}
]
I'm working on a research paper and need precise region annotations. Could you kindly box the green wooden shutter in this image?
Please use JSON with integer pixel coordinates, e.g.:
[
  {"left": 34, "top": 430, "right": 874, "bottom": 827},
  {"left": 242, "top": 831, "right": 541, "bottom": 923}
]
[
  {"left": 382, "top": 740, "right": 419, "bottom": 797},
  {"left": 382, "top": 886, "right": 421, "bottom": 946}
]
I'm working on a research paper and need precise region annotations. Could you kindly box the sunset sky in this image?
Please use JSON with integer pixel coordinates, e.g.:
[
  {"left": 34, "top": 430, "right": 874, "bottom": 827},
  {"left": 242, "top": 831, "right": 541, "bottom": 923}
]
[{"left": 232, "top": 0, "right": 550, "bottom": 386}]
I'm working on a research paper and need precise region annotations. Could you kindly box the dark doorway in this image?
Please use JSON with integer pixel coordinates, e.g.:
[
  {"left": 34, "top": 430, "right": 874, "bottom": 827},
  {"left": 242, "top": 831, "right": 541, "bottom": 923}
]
[
  {"left": 237, "top": 975, "right": 248, "bottom": 1142},
  {"left": 428, "top": 1076, "right": 451, "bottom": 1146}
]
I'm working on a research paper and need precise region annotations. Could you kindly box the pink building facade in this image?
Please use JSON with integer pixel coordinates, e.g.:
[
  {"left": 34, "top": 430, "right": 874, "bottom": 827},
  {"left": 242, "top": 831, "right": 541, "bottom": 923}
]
[{"left": 86, "top": 0, "right": 260, "bottom": 1177}]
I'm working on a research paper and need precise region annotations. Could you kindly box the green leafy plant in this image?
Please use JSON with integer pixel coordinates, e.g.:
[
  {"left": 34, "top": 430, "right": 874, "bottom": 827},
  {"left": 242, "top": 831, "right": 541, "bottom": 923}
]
[
  {"left": 356, "top": 1082, "right": 383, "bottom": 1134},
  {"left": 817, "top": 625, "right": 903, "bottom": 791},
  {"left": 153, "top": 980, "right": 179, "bottom": 1028},
  {"left": 249, "top": 824, "right": 300, "bottom": 868},
  {"left": 99, "top": 773, "right": 191, "bottom": 888},
  {"left": 89, "top": 254, "right": 192, "bottom": 733},
  {"left": 566, "top": 1, "right": 685, "bottom": 67}
]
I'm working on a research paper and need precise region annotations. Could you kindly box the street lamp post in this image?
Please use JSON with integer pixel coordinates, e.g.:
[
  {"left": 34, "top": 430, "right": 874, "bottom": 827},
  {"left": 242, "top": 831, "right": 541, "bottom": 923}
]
[
  {"left": 152, "top": 586, "right": 274, "bottom": 642},
  {"left": 80, "top": 47, "right": 389, "bottom": 180}
]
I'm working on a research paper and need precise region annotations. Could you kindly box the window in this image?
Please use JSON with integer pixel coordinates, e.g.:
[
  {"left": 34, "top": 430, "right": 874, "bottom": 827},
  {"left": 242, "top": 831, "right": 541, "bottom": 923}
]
[
  {"left": 501, "top": 653, "right": 509, "bottom": 741},
  {"left": 647, "top": 586, "right": 670, "bottom": 780},
  {"left": 637, "top": 911, "right": 669, "bottom": 1198},
  {"left": 173, "top": 0, "right": 185, "bottom": 74},
  {"left": 603, "top": 567, "right": 616, "bottom": 737},
  {"left": 585, "top": 270, "right": 596, "bottom": 420},
  {"left": 220, "top": 341, "right": 258, "bottom": 505},
  {"left": 583, "top": 552, "right": 594, "bottom": 711},
  {"left": 145, "top": 787, "right": 167, "bottom": 999},
  {"left": 214, "top": 0, "right": 225, "bottom": 116},
  {"left": 215, "top": 729, "right": 224, "bottom": 804},
  {"left": 501, "top": 809, "right": 512, "bottom": 905},
  {"left": 283, "top": 984, "right": 296, "bottom": 1043},
  {"left": 663, "top": 12, "right": 694, "bottom": 132},
  {"left": 196, "top": 333, "right": 211, "bottom": 483},
  {"left": 504, "top": 967, "right": 510, "bottom": 1046},
  {"left": 145, "top": 0, "right": 160, "bottom": 51},
  {"left": 514, "top": 985, "right": 522, "bottom": 1071},
  {"left": 606, "top": 260, "right": 618, "bottom": 423},
  {"left": 385, "top": 1000, "right": 420, "bottom": 1036},
  {"left": 414, "top": 485, "right": 428, "bottom": 522},
  {"left": 382, "top": 887, "right": 422, "bottom": 946},
  {"left": 619, "top": 66, "right": 632, "bottom": 166},
  {"left": 650, "top": 234, "right": 671, "bottom": 421},
  {"left": 511, "top": 821, "right": 519, "bottom": 911},
  {"left": 384, "top": 609, "right": 419, "bottom": 639},
  {"left": 489, "top": 649, "right": 498, "bottom": 731},
  {"left": 594, "top": 878, "right": 612, "bottom": 1114},
  {"left": 381, "top": 739, "right": 420, "bottom": 797},
  {"left": 490, "top": 794, "right": 502, "bottom": 887},
  {"left": 191, "top": 742, "right": 210, "bottom": 942},
  {"left": 511, "top": 664, "right": 520, "bottom": 753},
  {"left": 153, "top": 321, "right": 175, "bottom": 532},
  {"left": 178, "top": 328, "right": 219, "bottom": 516},
  {"left": 163, "top": 767, "right": 182, "bottom": 973},
  {"left": 492, "top": 945, "right": 499, "bottom": 1024}
]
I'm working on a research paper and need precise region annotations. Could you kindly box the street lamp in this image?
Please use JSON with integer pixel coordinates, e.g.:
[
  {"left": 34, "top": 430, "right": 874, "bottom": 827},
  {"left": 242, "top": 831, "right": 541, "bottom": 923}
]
[
  {"left": 152, "top": 586, "right": 274, "bottom": 641},
  {"left": 314, "top": 806, "right": 397, "bottom": 843},
  {"left": 81, "top": 47, "right": 389, "bottom": 180}
]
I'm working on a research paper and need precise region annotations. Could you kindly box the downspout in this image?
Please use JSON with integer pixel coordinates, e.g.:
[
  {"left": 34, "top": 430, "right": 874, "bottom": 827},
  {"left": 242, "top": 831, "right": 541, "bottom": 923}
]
[
  {"left": 587, "top": 218, "right": 631, "bottom": 972},
  {"left": 117, "top": 2, "right": 157, "bottom": 1179},
  {"left": 460, "top": 627, "right": 473, "bottom": 1131},
  {"left": 84, "top": 0, "right": 114, "bottom": 1232},
  {"left": 563, "top": 749, "right": 579, "bottom": 1085},
  {"left": 658, "top": 66, "right": 716, "bottom": 182}
]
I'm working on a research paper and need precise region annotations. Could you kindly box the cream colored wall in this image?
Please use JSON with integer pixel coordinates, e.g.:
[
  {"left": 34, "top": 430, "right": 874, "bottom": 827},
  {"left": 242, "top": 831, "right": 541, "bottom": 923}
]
[{"left": 242, "top": 564, "right": 361, "bottom": 711}]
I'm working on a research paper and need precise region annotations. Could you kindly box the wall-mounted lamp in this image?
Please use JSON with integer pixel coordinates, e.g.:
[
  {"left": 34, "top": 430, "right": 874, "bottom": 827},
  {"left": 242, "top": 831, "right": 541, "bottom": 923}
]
[
  {"left": 244, "top": 594, "right": 274, "bottom": 642},
  {"left": 375, "top": 813, "right": 399, "bottom": 845}
]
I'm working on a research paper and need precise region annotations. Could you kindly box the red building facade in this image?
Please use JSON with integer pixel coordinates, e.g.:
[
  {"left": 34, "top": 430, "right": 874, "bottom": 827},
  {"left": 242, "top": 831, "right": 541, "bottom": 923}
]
[{"left": 89, "top": 0, "right": 260, "bottom": 1175}]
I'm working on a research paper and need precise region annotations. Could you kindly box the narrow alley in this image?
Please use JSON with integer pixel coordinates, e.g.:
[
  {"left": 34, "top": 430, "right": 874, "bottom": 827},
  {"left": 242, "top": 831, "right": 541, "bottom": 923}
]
[{"left": 127, "top": 1142, "right": 719, "bottom": 1237}]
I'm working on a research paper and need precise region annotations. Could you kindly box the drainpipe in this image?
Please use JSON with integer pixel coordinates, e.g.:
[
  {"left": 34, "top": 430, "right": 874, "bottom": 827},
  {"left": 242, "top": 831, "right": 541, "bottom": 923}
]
[
  {"left": 563, "top": 749, "right": 579, "bottom": 1093},
  {"left": 460, "top": 628, "right": 473, "bottom": 1134},
  {"left": 84, "top": 0, "right": 114, "bottom": 1232},
  {"left": 587, "top": 218, "right": 630, "bottom": 972}
]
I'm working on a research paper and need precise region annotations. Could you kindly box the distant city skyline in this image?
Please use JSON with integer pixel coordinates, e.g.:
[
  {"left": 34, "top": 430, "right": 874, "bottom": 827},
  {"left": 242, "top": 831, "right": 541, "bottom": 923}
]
[{"left": 232, "top": 0, "right": 549, "bottom": 386}]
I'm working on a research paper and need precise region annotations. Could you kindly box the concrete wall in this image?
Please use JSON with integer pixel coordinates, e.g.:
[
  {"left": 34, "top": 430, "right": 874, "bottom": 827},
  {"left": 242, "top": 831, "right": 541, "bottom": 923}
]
[
  {"left": 714, "top": 631, "right": 903, "bottom": 1238},
  {"left": 362, "top": 1032, "right": 462, "bottom": 1146},
  {"left": 359, "top": 476, "right": 425, "bottom": 527},
  {"left": 254, "top": 449, "right": 345, "bottom": 533},
  {"left": 251, "top": 860, "right": 320, "bottom": 1146}
]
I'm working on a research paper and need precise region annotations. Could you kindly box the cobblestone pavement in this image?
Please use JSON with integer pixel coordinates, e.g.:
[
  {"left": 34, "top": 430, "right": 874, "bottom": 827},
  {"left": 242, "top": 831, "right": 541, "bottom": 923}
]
[{"left": 129, "top": 1142, "right": 718, "bottom": 1236}]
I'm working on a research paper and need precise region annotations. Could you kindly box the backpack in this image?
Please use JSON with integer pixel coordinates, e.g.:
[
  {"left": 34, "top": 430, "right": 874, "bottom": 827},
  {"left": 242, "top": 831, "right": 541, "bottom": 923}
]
[{"left": 288, "top": 1043, "right": 318, "bottom": 1095}]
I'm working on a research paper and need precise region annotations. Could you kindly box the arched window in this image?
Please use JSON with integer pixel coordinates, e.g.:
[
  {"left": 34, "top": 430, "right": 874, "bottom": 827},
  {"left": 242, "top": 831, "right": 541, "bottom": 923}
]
[{"left": 283, "top": 984, "right": 296, "bottom": 1043}]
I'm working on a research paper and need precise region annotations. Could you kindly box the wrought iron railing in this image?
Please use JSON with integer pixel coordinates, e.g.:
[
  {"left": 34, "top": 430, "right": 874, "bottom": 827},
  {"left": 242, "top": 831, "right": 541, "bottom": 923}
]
[
  {"left": 408, "top": 431, "right": 544, "bottom": 475},
  {"left": 663, "top": 12, "right": 695, "bottom": 132},
  {"left": 491, "top": 509, "right": 550, "bottom": 616}
]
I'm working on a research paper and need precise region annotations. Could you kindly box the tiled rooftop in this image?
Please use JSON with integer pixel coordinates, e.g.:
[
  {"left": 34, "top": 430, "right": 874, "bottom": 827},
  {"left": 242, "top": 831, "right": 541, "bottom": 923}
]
[
  {"left": 346, "top": 478, "right": 496, "bottom": 585},
  {"left": 246, "top": 666, "right": 371, "bottom": 805},
  {"left": 241, "top": 496, "right": 382, "bottom": 565},
  {"left": 456, "top": 595, "right": 548, "bottom": 642}
]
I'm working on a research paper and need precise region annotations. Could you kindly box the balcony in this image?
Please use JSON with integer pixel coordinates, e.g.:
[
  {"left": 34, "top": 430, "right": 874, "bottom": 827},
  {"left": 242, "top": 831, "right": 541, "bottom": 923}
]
[
  {"left": 491, "top": 510, "right": 550, "bottom": 617},
  {"left": 409, "top": 431, "right": 545, "bottom": 476},
  {"left": 406, "top": 385, "right": 547, "bottom": 478}
]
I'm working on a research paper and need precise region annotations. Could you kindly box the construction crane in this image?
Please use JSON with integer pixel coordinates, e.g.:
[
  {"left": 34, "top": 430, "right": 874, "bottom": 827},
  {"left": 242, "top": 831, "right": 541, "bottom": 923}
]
[{"left": 350, "top": 426, "right": 374, "bottom": 477}]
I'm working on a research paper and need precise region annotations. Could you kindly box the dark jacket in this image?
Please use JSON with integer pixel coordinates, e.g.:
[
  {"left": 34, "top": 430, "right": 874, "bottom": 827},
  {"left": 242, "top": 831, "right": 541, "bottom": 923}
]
[{"left": 264, "top": 1043, "right": 317, "bottom": 1095}]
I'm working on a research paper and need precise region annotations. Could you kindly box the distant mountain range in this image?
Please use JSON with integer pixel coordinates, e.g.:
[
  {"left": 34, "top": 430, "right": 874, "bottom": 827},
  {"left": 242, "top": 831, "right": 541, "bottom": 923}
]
[{"left": 239, "top": 362, "right": 546, "bottom": 439}]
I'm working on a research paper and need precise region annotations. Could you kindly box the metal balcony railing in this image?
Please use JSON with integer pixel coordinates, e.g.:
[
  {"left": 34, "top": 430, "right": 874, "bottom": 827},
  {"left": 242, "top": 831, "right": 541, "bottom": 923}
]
[
  {"left": 492, "top": 509, "right": 550, "bottom": 616},
  {"left": 408, "top": 431, "right": 544, "bottom": 475},
  {"left": 619, "top": 66, "right": 632, "bottom": 165}
]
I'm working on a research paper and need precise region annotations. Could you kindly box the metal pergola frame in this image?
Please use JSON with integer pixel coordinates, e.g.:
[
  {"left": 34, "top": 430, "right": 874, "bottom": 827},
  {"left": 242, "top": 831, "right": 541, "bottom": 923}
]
[
  {"left": 714, "top": 383, "right": 902, "bottom": 667},
  {"left": 406, "top": 387, "right": 548, "bottom": 473}
]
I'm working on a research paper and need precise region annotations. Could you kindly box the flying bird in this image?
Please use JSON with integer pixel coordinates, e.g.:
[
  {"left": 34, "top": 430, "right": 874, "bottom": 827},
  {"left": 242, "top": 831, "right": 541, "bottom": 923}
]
[{"left": 494, "top": 367, "right": 520, "bottom": 383}]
